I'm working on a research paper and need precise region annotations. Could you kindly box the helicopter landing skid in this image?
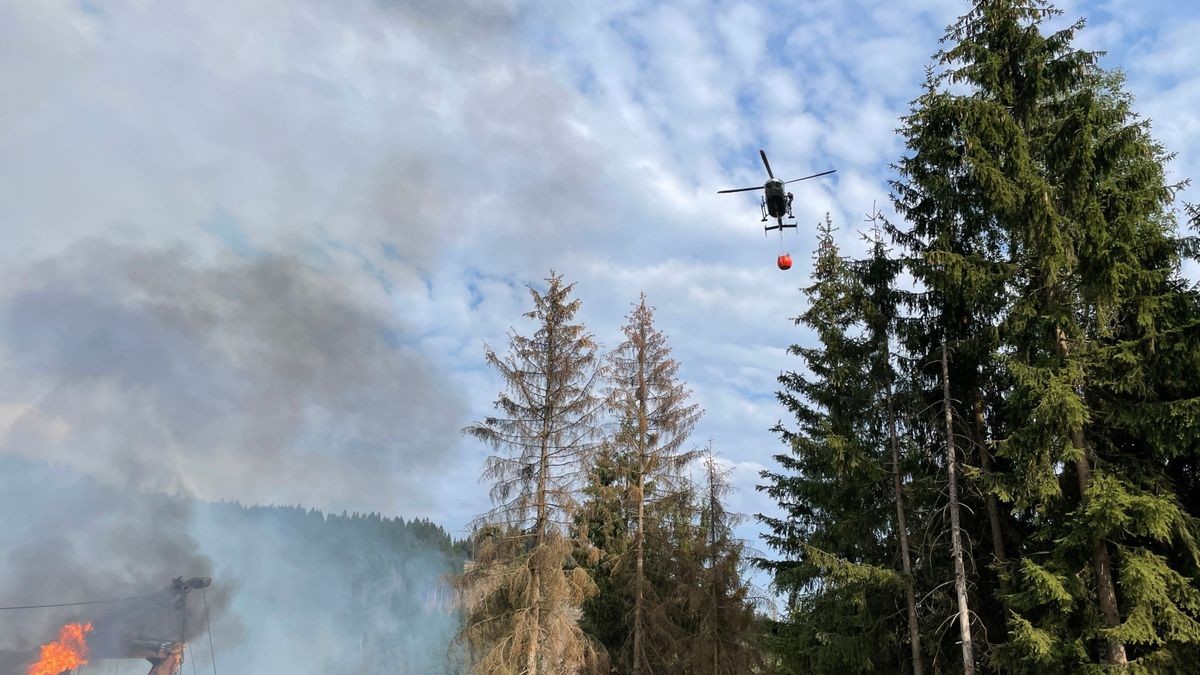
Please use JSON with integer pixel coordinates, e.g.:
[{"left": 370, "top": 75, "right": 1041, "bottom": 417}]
[{"left": 764, "top": 222, "right": 798, "bottom": 232}]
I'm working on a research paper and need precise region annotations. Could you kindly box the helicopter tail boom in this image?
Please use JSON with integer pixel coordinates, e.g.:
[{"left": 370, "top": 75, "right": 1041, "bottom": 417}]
[{"left": 759, "top": 149, "right": 775, "bottom": 179}]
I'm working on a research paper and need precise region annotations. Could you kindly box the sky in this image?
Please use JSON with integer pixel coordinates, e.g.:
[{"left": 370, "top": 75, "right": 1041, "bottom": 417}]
[{"left": 2, "top": 0, "right": 1198, "bottom": 570}]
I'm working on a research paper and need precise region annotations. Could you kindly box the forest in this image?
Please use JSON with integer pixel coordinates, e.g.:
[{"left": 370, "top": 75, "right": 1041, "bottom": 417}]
[
  {"left": 0, "top": 457, "right": 470, "bottom": 675},
  {"left": 451, "top": 1, "right": 1200, "bottom": 673}
]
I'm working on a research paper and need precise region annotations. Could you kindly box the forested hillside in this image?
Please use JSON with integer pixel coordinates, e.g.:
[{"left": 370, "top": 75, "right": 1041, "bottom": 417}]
[
  {"left": 0, "top": 458, "right": 469, "bottom": 674},
  {"left": 192, "top": 501, "right": 470, "bottom": 673}
]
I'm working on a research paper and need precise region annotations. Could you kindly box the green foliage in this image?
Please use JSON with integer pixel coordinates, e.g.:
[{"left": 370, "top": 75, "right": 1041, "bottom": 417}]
[
  {"left": 1071, "top": 475, "right": 1191, "bottom": 545},
  {"left": 758, "top": 217, "right": 917, "bottom": 673},
  {"left": 677, "top": 453, "right": 766, "bottom": 674},
  {"left": 1009, "top": 558, "right": 1075, "bottom": 613},
  {"left": 576, "top": 442, "right": 634, "bottom": 655},
  {"left": 1004, "top": 613, "right": 1069, "bottom": 667},
  {"left": 1113, "top": 549, "right": 1200, "bottom": 646},
  {"left": 765, "top": 2, "right": 1200, "bottom": 672}
]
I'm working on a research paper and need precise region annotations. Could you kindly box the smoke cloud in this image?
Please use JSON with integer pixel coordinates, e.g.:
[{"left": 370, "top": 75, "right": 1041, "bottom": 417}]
[
  {"left": 0, "top": 243, "right": 467, "bottom": 672},
  {"left": 0, "top": 241, "right": 464, "bottom": 513},
  {"left": 0, "top": 0, "right": 592, "bottom": 670}
]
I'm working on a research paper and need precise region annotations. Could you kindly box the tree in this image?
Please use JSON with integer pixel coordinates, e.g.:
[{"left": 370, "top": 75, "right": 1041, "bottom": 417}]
[
  {"left": 890, "top": 1, "right": 1200, "bottom": 669},
  {"left": 889, "top": 60, "right": 1018, "bottom": 672},
  {"left": 758, "top": 217, "right": 912, "bottom": 673},
  {"left": 993, "top": 68, "right": 1200, "bottom": 673},
  {"left": 942, "top": 340, "right": 977, "bottom": 674},
  {"left": 603, "top": 294, "right": 703, "bottom": 674},
  {"left": 456, "top": 272, "right": 606, "bottom": 675},
  {"left": 678, "top": 448, "right": 765, "bottom": 674},
  {"left": 575, "top": 440, "right": 633, "bottom": 657},
  {"left": 758, "top": 2, "right": 1200, "bottom": 672},
  {"left": 860, "top": 215, "right": 926, "bottom": 675}
]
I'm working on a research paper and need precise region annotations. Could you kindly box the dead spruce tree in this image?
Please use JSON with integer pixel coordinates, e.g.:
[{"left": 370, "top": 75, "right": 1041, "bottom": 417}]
[
  {"left": 942, "top": 340, "right": 975, "bottom": 675},
  {"left": 605, "top": 294, "right": 702, "bottom": 674},
  {"left": 457, "top": 272, "right": 606, "bottom": 675}
]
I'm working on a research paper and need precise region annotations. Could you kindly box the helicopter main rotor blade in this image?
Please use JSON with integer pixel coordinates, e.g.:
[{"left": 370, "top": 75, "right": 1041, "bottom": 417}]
[
  {"left": 784, "top": 169, "right": 838, "bottom": 184},
  {"left": 717, "top": 185, "right": 765, "bottom": 194},
  {"left": 759, "top": 149, "right": 775, "bottom": 179}
]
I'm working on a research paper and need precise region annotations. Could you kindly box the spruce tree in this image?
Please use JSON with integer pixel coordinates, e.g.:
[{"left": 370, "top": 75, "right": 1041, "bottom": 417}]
[
  {"left": 575, "top": 440, "right": 633, "bottom": 657},
  {"left": 889, "top": 62, "right": 1017, "bottom": 671},
  {"left": 758, "top": 217, "right": 910, "bottom": 673},
  {"left": 860, "top": 215, "right": 926, "bottom": 675},
  {"left": 890, "top": 1, "right": 1200, "bottom": 669},
  {"left": 994, "top": 69, "right": 1200, "bottom": 673},
  {"left": 456, "top": 272, "right": 607, "bottom": 675},
  {"left": 603, "top": 294, "right": 703, "bottom": 674},
  {"left": 761, "top": 4, "right": 1200, "bottom": 672},
  {"left": 943, "top": 339, "right": 978, "bottom": 674},
  {"left": 678, "top": 449, "right": 765, "bottom": 674}
]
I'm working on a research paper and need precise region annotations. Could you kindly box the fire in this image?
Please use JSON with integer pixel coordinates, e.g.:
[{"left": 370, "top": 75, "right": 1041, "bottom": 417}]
[{"left": 27, "top": 622, "right": 93, "bottom": 675}]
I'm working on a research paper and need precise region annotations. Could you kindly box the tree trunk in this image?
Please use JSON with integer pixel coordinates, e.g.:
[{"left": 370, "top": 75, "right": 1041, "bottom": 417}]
[
  {"left": 528, "top": 323, "right": 556, "bottom": 675},
  {"left": 527, "top": 418, "right": 549, "bottom": 675},
  {"left": 1055, "top": 326, "right": 1127, "bottom": 667},
  {"left": 708, "top": 455, "right": 722, "bottom": 675},
  {"left": 526, "top": 570, "right": 540, "bottom": 675},
  {"left": 632, "top": 323, "right": 648, "bottom": 675},
  {"left": 633, "top": 472, "right": 645, "bottom": 675},
  {"left": 887, "top": 371, "right": 924, "bottom": 675},
  {"left": 972, "top": 392, "right": 1006, "bottom": 565},
  {"left": 1075, "top": 441, "right": 1127, "bottom": 666},
  {"left": 529, "top": 442, "right": 547, "bottom": 675},
  {"left": 942, "top": 341, "right": 975, "bottom": 675}
]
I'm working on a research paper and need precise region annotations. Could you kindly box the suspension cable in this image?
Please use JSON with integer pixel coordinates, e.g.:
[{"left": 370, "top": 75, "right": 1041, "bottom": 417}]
[
  {"left": 202, "top": 588, "right": 217, "bottom": 675},
  {"left": 0, "top": 593, "right": 155, "bottom": 611}
]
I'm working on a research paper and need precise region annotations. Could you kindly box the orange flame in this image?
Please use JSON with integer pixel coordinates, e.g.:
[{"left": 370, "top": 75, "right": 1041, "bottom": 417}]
[{"left": 27, "top": 622, "right": 93, "bottom": 675}]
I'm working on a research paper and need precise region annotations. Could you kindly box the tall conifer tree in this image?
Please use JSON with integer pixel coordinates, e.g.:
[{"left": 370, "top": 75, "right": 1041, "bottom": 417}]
[
  {"left": 891, "top": 1, "right": 1200, "bottom": 668},
  {"left": 679, "top": 449, "right": 765, "bottom": 674},
  {"left": 604, "top": 294, "right": 703, "bottom": 674},
  {"left": 860, "top": 216, "right": 926, "bottom": 674},
  {"left": 575, "top": 440, "right": 633, "bottom": 658},
  {"left": 995, "top": 64, "right": 1200, "bottom": 674},
  {"left": 456, "top": 272, "right": 606, "bottom": 675},
  {"left": 758, "top": 217, "right": 911, "bottom": 673},
  {"left": 761, "top": 2, "right": 1200, "bottom": 672},
  {"left": 889, "top": 62, "right": 1016, "bottom": 671}
]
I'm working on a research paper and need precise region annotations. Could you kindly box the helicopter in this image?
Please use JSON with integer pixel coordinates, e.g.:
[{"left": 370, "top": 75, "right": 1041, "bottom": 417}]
[{"left": 717, "top": 149, "right": 836, "bottom": 233}]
